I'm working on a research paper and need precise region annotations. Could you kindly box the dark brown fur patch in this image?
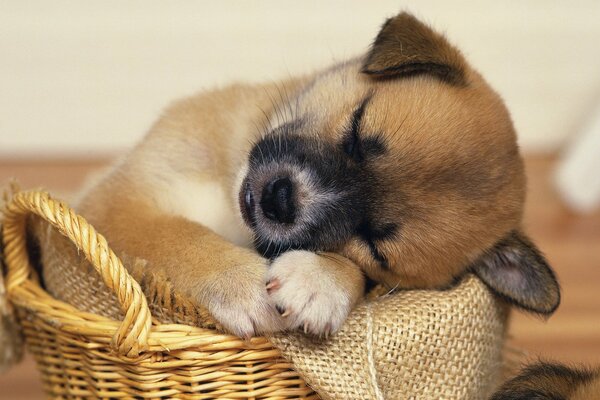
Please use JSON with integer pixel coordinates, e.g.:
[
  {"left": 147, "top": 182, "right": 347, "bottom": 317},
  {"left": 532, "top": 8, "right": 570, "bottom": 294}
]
[
  {"left": 356, "top": 222, "right": 398, "bottom": 270},
  {"left": 470, "top": 230, "right": 560, "bottom": 316},
  {"left": 491, "top": 362, "right": 598, "bottom": 400},
  {"left": 361, "top": 12, "right": 467, "bottom": 85}
]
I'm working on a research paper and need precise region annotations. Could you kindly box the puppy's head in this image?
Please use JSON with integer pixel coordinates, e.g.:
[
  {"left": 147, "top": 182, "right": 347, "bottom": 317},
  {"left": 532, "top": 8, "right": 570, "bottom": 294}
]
[{"left": 239, "top": 12, "right": 559, "bottom": 315}]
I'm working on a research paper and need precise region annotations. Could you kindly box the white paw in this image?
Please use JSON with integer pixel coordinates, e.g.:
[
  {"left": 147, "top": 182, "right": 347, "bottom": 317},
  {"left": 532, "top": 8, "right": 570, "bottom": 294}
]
[
  {"left": 202, "top": 263, "right": 284, "bottom": 339},
  {"left": 266, "top": 250, "right": 353, "bottom": 336}
]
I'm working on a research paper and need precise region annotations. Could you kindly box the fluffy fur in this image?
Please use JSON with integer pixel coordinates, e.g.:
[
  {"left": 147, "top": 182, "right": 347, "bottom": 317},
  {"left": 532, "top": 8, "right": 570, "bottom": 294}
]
[
  {"left": 492, "top": 362, "right": 600, "bottom": 399},
  {"left": 45, "top": 12, "right": 560, "bottom": 338}
]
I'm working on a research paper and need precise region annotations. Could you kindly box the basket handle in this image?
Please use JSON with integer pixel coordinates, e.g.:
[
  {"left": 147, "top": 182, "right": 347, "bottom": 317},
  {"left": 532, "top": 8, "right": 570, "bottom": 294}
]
[{"left": 1, "top": 190, "right": 151, "bottom": 357}]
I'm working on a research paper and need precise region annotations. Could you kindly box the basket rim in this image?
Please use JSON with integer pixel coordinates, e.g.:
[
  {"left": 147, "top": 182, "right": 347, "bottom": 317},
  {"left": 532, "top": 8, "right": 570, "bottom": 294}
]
[
  {"left": 13, "top": 283, "right": 317, "bottom": 398},
  {"left": 10, "top": 278, "right": 283, "bottom": 366}
]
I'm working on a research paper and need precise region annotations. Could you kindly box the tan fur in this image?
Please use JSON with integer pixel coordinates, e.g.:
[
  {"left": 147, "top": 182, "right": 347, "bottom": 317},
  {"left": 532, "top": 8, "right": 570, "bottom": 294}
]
[
  {"left": 572, "top": 374, "right": 600, "bottom": 400},
  {"left": 75, "top": 83, "right": 317, "bottom": 337},
  {"left": 45, "top": 13, "right": 531, "bottom": 337},
  {"left": 339, "top": 70, "right": 524, "bottom": 289}
]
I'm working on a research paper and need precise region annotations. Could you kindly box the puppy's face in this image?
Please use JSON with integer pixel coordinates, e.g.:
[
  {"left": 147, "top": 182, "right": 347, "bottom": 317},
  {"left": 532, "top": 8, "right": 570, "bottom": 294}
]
[{"left": 240, "top": 13, "right": 560, "bottom": 315}]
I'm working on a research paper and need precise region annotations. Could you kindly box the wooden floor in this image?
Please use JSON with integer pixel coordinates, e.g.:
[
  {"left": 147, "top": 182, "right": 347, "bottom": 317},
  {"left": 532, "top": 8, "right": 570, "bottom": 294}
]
[{"left": 0, "top": 155, "right": 599, "bottom": 399}]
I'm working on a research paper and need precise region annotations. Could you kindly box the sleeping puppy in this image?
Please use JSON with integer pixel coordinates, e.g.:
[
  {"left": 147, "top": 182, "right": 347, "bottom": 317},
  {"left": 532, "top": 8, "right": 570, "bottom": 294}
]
[{"left": 73, "top": 12, "right": 560, "bottom": 338}]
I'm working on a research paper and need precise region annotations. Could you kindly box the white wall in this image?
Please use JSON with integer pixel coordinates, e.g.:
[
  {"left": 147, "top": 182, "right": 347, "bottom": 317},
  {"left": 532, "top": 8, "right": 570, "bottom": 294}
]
[{"left": 2, "top": 1, "right": 600, "bottom": 158}]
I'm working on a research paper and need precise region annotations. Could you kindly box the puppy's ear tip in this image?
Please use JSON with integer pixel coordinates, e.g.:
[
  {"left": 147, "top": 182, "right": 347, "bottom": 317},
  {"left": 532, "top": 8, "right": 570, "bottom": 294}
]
[
  {"left": 471, "top": 230, "right": 561, "bottom": 317},
  {"left": 362, "top": 10, "right": 466, "bottom": 84},
  {"left": 517, "top": 283, "right": 561, "bottom": 317},
  {"left": 474, "top": 266, "right": 561, "bottom": 317},
  {"left": 387, "top": 11, "right": 420, "bottom": 21},
  {"left": 539, "top": 281, "right": 561, "bottom": 315}
]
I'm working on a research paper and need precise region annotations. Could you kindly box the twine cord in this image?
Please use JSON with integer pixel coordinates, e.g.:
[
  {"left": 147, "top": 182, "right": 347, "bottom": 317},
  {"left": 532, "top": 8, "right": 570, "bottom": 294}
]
[{"left": 366, "top": 302, "right": 384, "bottom": 400}]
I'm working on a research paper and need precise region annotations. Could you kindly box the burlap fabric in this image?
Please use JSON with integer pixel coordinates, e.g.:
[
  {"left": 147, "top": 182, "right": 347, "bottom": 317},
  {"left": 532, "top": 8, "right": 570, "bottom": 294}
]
[{"left": 39, "top": 217, "right": 508, "bottom": 399}]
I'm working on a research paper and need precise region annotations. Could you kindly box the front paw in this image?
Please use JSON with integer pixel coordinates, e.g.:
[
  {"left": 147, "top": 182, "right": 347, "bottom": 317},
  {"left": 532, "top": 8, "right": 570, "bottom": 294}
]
[
  {"left": 202, "top": 262, "right": 284, "bottom": 339},
  {"left": 266, "top": 250, "right": 358, "bottom": 337}
]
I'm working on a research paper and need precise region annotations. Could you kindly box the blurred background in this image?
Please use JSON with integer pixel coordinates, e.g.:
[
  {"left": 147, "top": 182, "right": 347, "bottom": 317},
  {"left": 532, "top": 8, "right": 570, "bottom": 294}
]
[{"left": 1, "top": 1, "right": 599, "bottom": 398}]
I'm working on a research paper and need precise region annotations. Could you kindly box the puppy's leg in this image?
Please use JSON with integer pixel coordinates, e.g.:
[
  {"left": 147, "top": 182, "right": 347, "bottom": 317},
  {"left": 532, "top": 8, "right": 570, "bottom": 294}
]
[
  {"left": 266, "top": 250, "right": 365, "bottom": 336},
  {"left": 85, "top": 200, "right": 282, "bottom": 338}
]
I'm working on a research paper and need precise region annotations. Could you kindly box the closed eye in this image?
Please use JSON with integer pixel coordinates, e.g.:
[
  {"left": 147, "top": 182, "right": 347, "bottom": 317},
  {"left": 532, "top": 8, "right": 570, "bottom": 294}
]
[
  {"left": 342, "top": 96, "right": 371, "bottom": 161},
  {"left": 342, "top": 95, "right": 387, "bottom": 161}
]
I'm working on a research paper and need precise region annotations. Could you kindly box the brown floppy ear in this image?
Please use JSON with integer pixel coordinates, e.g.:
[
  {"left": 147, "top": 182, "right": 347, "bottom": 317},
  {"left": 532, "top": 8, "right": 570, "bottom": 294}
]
[
  {"left": 470, "top": 230, "right": 560, "bottom": 316},
  {"left": 362, "top": 12, "right": 466, "bottom": 84}
]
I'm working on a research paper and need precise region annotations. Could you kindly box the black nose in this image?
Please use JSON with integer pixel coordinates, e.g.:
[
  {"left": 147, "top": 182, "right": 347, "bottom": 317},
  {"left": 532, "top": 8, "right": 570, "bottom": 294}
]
[{"left": 260, "top": 177, "right": 296, "bottom": 223}]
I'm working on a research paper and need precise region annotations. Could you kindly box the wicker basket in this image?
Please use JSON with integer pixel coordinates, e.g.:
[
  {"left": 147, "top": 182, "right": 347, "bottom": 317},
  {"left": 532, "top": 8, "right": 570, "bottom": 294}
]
[
  {"left": 2, "top": 190, "right": 317, "bottom": 399},
  {"left": 1, "top": 189, "right": 509, "bottom": 399}
]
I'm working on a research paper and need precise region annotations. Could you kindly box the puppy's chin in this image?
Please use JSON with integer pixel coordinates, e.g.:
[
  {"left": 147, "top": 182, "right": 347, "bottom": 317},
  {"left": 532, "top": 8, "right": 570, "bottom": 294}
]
[{"left": 254, "top": 239, "right": 299, "bottom": 260}]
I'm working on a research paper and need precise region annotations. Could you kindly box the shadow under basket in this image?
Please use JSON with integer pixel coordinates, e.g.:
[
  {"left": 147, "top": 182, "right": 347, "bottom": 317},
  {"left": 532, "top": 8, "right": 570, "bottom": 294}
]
[{"left": 1, "top": 190, "right": 509, "bottom": 399}]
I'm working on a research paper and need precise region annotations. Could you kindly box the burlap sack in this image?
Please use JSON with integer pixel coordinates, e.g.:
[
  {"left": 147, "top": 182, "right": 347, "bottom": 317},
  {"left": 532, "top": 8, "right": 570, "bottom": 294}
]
[{"left": 40, "top": 221, "right": 508, "bottom": 399}]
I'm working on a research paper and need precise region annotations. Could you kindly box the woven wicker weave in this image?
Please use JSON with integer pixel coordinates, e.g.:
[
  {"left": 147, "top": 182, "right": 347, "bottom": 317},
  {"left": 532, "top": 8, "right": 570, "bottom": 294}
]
[
  {"left": 3, "top": 190, "right": 316, "bottom": 399},
  {"left": 1, "top": 189, "right": 509, "bottom": 399}
]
